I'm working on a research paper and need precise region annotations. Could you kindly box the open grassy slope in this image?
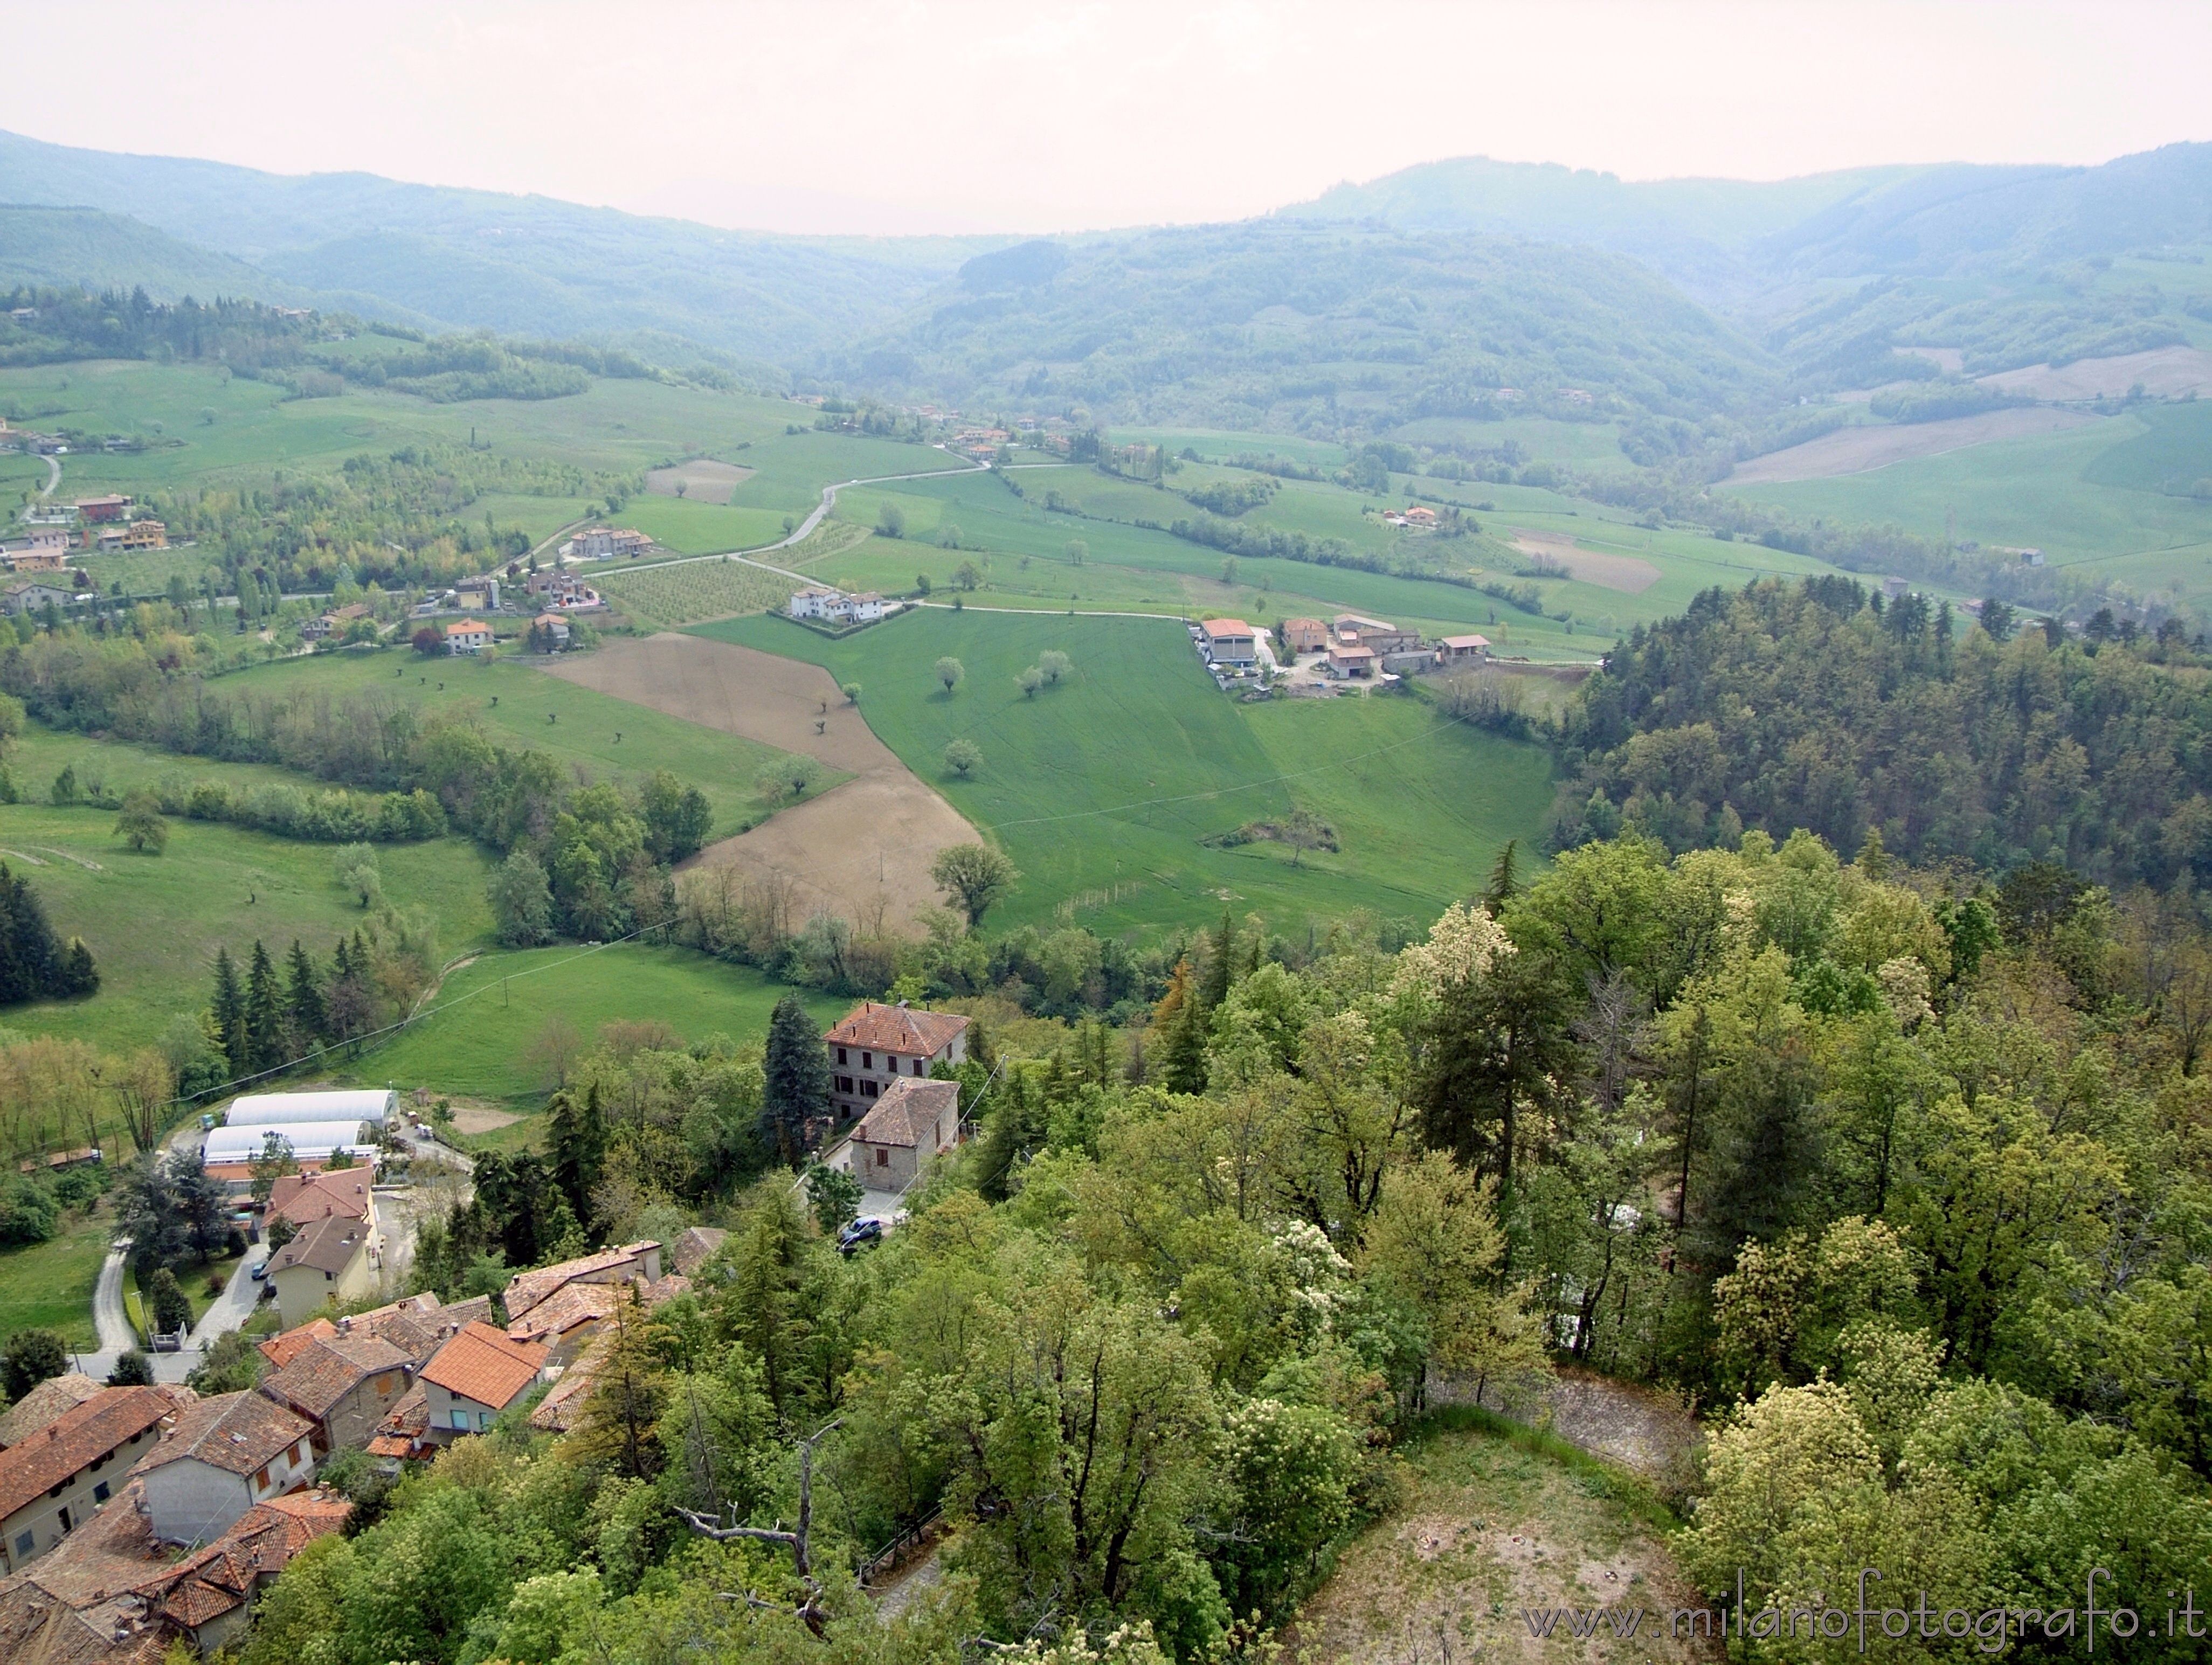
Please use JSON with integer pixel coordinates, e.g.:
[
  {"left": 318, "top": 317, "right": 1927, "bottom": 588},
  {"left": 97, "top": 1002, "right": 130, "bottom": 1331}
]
[
  {"left": 338, "top": 943, "right": 845, "bottom": 1107},
  {"left": 689, "top": 608, "right": 1552, "bottom": 935},
  {"left": 0, "top": 1206, "right": 116, "bottom": 1351},
  {"left": 1722, "top": 407, "right": 2212, "bottom": 610},
  {"left": 0, "top": 794, "right": 496, "bottom": 1055},
  {"left": 215, "top": 647, "right": 829, "bottom": 838}
]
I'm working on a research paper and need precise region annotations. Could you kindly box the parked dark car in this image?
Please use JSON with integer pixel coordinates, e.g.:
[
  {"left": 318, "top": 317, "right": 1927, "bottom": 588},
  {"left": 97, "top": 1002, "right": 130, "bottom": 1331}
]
[{"left": 838, "top": 1218, "right": 883, "bottom": 1256}]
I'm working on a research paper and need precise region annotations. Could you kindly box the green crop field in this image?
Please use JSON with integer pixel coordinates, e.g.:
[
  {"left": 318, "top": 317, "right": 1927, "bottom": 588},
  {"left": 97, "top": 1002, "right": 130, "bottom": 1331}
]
[
  {"left": 1721, "top": 410, "right": 2212, "bottom": 611},
  {"left": 0, "top": 792, "right": 496, "bottom": 1054},
  {"left": 690, "top": 608, "right": 1553, "bottom": 935},
  {"left": 340, "top": 942, "right": 846, "bottom": 1106},
  {"left": 617, "top": 495, "right": 797, "bottom": 556},
  {"left": 216, "top": 647, "right": 831, "bottom": 837}
]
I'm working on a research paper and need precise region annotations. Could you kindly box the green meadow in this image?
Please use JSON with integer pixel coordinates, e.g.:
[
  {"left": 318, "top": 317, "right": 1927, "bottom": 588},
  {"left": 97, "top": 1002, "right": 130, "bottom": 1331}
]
[
  {"left": 0, "top": 794, "right": 497, "bottom": 1055},
  {"left": 0, "top": 1210, "right": 115, "bottom": 1350},
  {"left": 216, "top": 647, "right": 830, "bottom": 837},
  {"left": 690, "top": 608, "right": 1553, "bottom": 935},
  {"left": 1722, "top": 406, "right": 2212, "bottom": 610},
  {"left": 340, "top": 943, "right": 846, "bottom": 1107}
]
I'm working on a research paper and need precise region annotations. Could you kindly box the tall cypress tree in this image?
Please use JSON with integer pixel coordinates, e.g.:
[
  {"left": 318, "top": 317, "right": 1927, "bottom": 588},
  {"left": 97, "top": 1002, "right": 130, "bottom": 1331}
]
[
  {"left": 285, "top": 940, "right": 328, "bottom": 1051},
  {"left": 211, "top": 947, "right": 248, "bottom": 1080},
  {"left": 244, "top": 940, "right": 284, "bottom": 1074},
  {"left": 761, "top": 995, "right": 830, "bottom": 1169},
  {"left": 1198, "top": 909, "right": 1238, "bottom": 1012},
  {"left": 1154, "top": 956, "right": 1211, "bottom": 1095}
]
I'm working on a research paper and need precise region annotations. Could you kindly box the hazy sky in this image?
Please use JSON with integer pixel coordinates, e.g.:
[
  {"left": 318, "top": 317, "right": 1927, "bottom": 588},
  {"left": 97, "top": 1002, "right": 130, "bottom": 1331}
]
[{"left": 6, "top": 1, "right": 2207, "bottom": 235}]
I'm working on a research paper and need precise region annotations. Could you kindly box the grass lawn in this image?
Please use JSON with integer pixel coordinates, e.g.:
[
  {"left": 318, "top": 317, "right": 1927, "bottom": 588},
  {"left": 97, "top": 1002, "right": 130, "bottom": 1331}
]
[
  {"left": 0, "top": 1207, "right": 114, "bottom": 1352},
  {"left": 0, "top": 796, "right": 497, "bottom": 1057},
  {"left": 691, "top": 608, "right": 1554, "bottom": 936},
  {"left": 213, "top": 645, "right": 824, "bottom": 840},
  {"left": 128, "top": 1247, "right": 250, "bottom": 1334},
  {"left": 340, "top": 942, "right": 846, "bottom": 1106}
]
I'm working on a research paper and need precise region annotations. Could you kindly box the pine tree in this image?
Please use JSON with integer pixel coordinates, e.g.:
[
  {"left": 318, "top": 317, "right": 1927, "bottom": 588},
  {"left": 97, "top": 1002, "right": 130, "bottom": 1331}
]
[
  {"left": 212, "top": 947, "right": 248, "bottom": 1080},
  {"left": 546, "top": 1081, "right": 606, "bottom": 1226},
  {"left": 0, "top": 862, "right": 67, "bottom": 1004},
  {"left": 1153, "top": 956, "right": 1211, "bottom": 1095},
  {"left": 244, "top": 940, "right": 284, "bottom": 1073},
  {"left": 1199, "top": 909, "right": 1237, "bottom": 1011},
  {"left": 1482, "top": 839, "right": 1521, "bottom": 917},
  {"left": 285, "top": 940, "right": 328, "bottom": 1051},
  {"left": 761, "top": 995, "right": 830, "bottom": 1169}
]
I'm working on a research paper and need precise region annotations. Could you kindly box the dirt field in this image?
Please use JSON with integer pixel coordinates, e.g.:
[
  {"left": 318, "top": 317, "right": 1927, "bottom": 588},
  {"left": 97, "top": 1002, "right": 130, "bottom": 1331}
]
[
  {"left": 645, "top": 459, "right": 757, "bottom": 504},
  {"left": 542, "top": 634, "right": 979, "bottom": 932},
  {"left": 1727, "top": 406, "right": 2100, "bottom": 484},
  {"left": 1510, "top": 530, "right": 1661, "bottom": 593},
  {"left": 1981, "top": 344, "right": 2212, "bottom": 401},
  {"left": 447, "top": 1105, "right": 520, "bottom": 1135},
  {"left": 1282, "top": 1414, "right": 1720, "bottom": 1664}
]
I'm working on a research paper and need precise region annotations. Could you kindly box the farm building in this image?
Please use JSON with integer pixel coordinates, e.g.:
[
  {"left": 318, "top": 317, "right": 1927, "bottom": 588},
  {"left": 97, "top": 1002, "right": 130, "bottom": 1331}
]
[
  {"left": 1199, "top": 618, "right": 1259, "bottom": 667},
  {"left": 72, "top": 494, "right": 133, "bottom": 524},
  {"left": 1437, "top": 634, "right": 1492, "bottom": 665},
  {"left": 1327, "top": 642, "right": 1378, "bottom": 679},
  {"left": 204, "top": 1121, "right": 378, "bottom": 1185},
  {"left": 1333, "top": 613, "right": 1421, "bottom": 654},
  {"left": 826, "top": 1002, "right": 971, "bottom": 1124},
  {"left": 226, "top": 1090, "right": 395, "bottom": 1128},
  {"left": 1281, "top": 618, "right": 1328, "bottom": 654},
  {"left": 850, "top": 1078, "right": 962, "bottom": 1192}
]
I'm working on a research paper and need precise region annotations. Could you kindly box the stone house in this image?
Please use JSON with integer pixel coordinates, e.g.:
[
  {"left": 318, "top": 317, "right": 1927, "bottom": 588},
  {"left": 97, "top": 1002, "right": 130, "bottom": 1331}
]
[
  {"left": 825, "top": 1003, "right": 971, "bottom": 1124},
  {"left": 265, "top": 1211, "right": 379, "bottom": 1328},
  {"left": 131, "top": 1392, "right": 317, "bottom": 1546},
  {"left": 850, "top": 1077, "right": 962, "bottom": 1192}
]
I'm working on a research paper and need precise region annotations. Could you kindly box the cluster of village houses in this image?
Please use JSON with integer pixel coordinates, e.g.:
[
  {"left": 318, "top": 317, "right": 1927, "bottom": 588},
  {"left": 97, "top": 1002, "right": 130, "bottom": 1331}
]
[
  {"left": 1194, "top": 610, "right": 1494, "bottom": 687},
  {"left": 0, "top": 490, "right": 171, "bottom": 618},
  {"left": 0, "top": 1003, "right": 980, "bottom": 1662}
]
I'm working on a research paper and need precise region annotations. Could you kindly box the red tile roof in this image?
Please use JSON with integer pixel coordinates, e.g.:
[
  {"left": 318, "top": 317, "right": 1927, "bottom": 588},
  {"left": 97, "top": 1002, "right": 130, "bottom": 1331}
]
[
  {"left": 0, "top": 1388, "right": 181, "bottom": 1520},
  {"left": 266, "top": 1212, "right": 370, "bottom": 1278},
  {"left": 132, "top": 1391, "right": 312, "bottom": 1479},
  {"left": 824, "top": 1002, "right": 970, "bottom": 1058},
  {"left": 854, "top": 1077, "right": 959, "bottom": 1150},
  {"left": 501, "top": 1244, "right": 659, "bottom": 1321},
  {"left": 266, "top": 1171, "right": 374, "bottom": 1230},
  {"left": 1200, "top": 618, "right": 1254, "bottom": 639},
  {"left": 419, "top": 1322, "right": 545, "bottom": 1412},
  {"left": 258, "top": 1335, "right": 413, "bottom": 1421},
  {"left": 257, "top": 1319, "right": 340, "bottom": 1371},
  {"left": 0, "top": 1372, "right": 107, "bottom": 1448},
  {"left": 505, "top": 1281, "right": 620, "bottom": 1347},
  {"left": 366, "top": 1383, "right": 431, "bottom": 1460}
]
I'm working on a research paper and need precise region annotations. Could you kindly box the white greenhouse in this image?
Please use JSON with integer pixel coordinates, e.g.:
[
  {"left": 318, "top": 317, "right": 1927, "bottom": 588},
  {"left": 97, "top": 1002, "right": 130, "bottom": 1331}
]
[
  {"left": 204, "top": 1120, "right": 378, "bottom": 1166},
  {"left": 223, "top": 1089, "right": 395, "bottom": 1127}
]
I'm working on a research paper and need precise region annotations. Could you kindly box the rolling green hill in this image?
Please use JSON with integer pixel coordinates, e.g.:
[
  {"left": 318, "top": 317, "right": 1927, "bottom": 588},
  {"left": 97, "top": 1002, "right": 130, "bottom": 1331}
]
[{"left": 831, "top": 221, "right": 1781, "bottom": 429}]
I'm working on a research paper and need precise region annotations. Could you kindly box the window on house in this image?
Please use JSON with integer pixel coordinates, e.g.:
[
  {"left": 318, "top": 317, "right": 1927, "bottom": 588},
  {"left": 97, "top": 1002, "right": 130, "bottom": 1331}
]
[
  {"left": 254, "top": 1467, "right": 269, "bottom": 1489},
  {"left": 13, "top": 1529, "right": 31, "bottom": 1559},
  {"left": 837, "top": 1047, "right": 848, "bottom": 1065},
  {"left": 56, "top": 1507, "right": 70, "bottom": 1534},
  {"left": 875, "top": 1148, "right": 889, "bottom": 1168},
  {"left": 862, "top": 1052, "right": 873, "bottom": 1069},
  {"left": 863, "top": 1079, "right": 878, "bottom": 1097},
  {"left": 93, "top": 1481, "right": 110, "bottom": 1504}
]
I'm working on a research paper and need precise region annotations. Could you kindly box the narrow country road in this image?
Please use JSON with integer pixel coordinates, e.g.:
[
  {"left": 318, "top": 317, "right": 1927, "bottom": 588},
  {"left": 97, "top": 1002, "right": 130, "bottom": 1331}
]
[
  {"left": 40, "top": 452, "right": 61, "bottom": 497},
  {"left": 91, "top": 1244, "right": 134, "bottom": 1352},
  {"left": 188, "top": 1244, "right": 269, "bottom": 1349}
]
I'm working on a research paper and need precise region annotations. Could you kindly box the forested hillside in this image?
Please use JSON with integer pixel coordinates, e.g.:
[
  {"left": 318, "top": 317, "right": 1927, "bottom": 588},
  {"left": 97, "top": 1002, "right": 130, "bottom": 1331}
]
[
  {"left": 1554, "top": 576, "right": 2212, "bottom": 885},
  {"left": 831, "top": 221, "right": 1779, "bottom": 430}
]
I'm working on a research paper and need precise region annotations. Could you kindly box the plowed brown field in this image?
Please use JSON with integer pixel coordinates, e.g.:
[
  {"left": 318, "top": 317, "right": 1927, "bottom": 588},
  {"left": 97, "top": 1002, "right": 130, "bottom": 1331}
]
[{"left": 542, "top": 634, "right": 978, "bottom": 932}]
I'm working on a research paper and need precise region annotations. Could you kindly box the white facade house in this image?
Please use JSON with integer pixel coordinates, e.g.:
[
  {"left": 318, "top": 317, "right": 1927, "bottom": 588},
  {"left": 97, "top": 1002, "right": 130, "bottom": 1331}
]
[{"left": 788, "top": 586, "right": 888, "bottom": 625}]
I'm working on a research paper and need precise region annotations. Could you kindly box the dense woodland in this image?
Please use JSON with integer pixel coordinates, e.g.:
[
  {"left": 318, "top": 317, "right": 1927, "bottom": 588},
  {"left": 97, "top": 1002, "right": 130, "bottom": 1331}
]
[{"left": 1553, "top": 575, "right": 2212, "bottom": 886}]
